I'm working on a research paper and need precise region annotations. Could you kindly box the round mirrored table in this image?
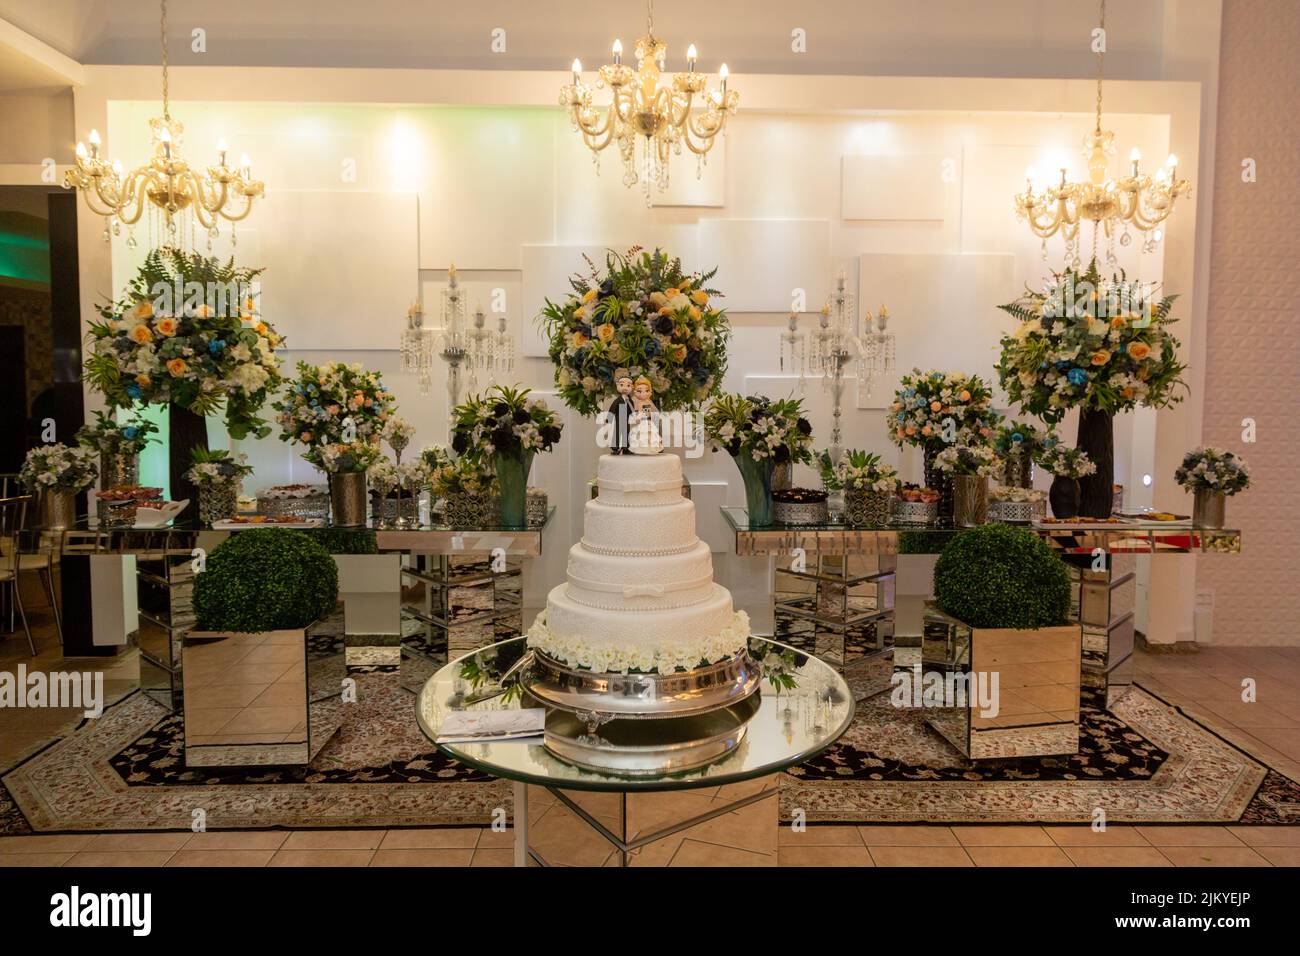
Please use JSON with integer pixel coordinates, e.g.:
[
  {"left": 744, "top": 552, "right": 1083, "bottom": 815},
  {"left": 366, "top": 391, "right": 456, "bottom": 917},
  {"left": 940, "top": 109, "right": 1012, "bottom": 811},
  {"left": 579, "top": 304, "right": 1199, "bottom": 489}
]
[{"left": 415, "top": 635, "right": 855, "bottom": 866}]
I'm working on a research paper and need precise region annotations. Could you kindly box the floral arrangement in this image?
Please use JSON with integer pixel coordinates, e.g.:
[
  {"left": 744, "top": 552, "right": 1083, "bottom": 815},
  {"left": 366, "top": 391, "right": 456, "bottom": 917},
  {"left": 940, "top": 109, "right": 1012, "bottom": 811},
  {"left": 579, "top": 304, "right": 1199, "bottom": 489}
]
[
  {"left": 834, "top": 450, "right": 900, "bottom": 492},
  {"left": 76, "top": 410, "right": 159, "bottom": 457},
  {"left": 539, "top": 247, "right": 730, "bottom": 415},
  {"left": 450, "top": 384, "right": 563, "bottom": 463},
  {"left": 20, "top": 443, "right": 98, "bottom": 494},
  {"left": 274, "top": 361, "right": 397, "bottom": 473},
  {"left": 382, "top": 415, "right": 416, "bottom": 459},
  {"left": 1174, "top": 447, "right": 1251, "bottom": 495},
  {"left": 887, "top": 369, "right": 1000, "bottom": 449},
  {"left": 991, "top": 420, "right": 1054, "bottom": 460},
  {"left": 996, "top": 262, "right": 1188, "bottom": 421},
  {"left": 1038, "top": 445, "right": 1096, "bottom": 479},
  {"left": 933, "top": 444, "right": 1002, "bottom": 477},
  {"left": 425, "top": 452, "right": 497, "bottom": 499},
  {"left": 703, "top": 393, "right": 814, "bottom": 464},
  {"left": 84, "top": 248, "right": 283, "bottom": 439},
  {"left": 368, "top": 457, "right": 428, "bottom": 497},
  {"left": 183, "top": 448, "right": 253, "bottom": 489}
]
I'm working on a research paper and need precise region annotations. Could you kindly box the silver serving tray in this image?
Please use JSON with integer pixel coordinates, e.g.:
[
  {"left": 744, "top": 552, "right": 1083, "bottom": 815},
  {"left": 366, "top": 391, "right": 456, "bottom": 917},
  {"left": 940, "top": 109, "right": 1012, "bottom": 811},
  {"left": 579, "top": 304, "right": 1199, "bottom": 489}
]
[
  {"left": 773, "top": 500, "right": 829, "bottom": 525},
  {"left": 523, "top": 648, "right": 763, "bottom": 720},
  {"left": 988, "top": 499, "right": 1046, "bottom": 524},
  {"left": 539, "top": 694, "right": 761, "bottom": 776},
  {"left": 892, "top": 499, "right": 939, "bottom": 524}
]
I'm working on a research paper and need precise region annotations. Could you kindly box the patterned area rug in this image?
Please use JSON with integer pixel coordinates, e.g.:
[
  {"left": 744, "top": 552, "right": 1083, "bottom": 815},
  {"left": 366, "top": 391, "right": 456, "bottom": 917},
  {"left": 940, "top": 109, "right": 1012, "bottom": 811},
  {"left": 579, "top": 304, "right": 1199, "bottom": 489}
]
[{"left": 3, "top": 653, "right": 1298, "bottom": 833}]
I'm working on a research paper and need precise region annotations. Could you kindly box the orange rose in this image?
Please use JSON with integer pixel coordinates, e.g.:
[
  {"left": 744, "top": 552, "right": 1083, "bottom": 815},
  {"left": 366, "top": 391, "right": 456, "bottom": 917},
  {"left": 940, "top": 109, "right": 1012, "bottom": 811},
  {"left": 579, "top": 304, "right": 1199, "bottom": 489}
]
[
  {"left": 135, "top": 374, "right": 151, "bottom": 386},
  {"left": 921, "top": 425, "right": 932, "bottom": 436},
  {"left": 905, "top": 425, "right": 916, "bottom": 436},
  {"left": 130, "top": 324, "right": 153, "bottom": 344},
  {"left": 1127, "top": 341, "right": 1151, "bottom": 361},
  {"left": 930, "top": 401, "right": 942, "bottom": 412},
  {"left": 1090, "top": 349, "right": 1111, "bottom": 366},
  {"left": 166, "top": 358, "right": 188, "bottom": 376},
  {"left": 959, "top": 389, "right": 971, "bottom": 402},
  {"left": 155, "top": 317, "right": 177, "bottom": 337},
  {"left": 1121, "top": 387, "right": 1134, "bottom": 399}
]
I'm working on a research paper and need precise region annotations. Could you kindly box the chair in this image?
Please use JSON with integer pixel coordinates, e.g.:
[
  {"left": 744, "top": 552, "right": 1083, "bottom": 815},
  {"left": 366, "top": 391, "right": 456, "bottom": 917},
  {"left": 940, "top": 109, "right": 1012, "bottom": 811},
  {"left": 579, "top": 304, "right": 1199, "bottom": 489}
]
[{"left": 0, "top": 495, "right": 35, "bottom": 654}]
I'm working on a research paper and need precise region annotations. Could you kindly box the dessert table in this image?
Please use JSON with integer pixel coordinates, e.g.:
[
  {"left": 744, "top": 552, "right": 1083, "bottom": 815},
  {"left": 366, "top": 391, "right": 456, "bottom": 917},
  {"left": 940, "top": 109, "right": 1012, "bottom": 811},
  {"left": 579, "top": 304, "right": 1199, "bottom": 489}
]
[
  {"left": 415, "top": 635, "right": 854, "bottom": 867},
  {"left": 720, "top": 507, "right": 1242, "bottom": 709},
  {"left": 34, "top": 510, "right": 555, "bottom": 710}
]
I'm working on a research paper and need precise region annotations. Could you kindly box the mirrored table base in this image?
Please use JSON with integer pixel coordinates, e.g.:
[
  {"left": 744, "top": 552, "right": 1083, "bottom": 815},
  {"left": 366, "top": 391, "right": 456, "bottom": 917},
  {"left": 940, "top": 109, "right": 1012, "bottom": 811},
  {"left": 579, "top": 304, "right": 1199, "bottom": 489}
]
[{"left": 516, "top": 775, "right": 779, "bottom": 867}]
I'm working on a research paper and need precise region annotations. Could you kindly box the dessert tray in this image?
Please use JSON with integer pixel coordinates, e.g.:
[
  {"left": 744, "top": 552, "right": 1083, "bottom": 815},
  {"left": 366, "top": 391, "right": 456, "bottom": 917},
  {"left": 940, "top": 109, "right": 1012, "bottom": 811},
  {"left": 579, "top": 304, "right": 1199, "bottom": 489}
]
[
  {"left": 211, "top": 516, "right": 325, "bottom": 530},
  {"left": 1033, "top": 516, "right": 1135, "bottom": 530}
]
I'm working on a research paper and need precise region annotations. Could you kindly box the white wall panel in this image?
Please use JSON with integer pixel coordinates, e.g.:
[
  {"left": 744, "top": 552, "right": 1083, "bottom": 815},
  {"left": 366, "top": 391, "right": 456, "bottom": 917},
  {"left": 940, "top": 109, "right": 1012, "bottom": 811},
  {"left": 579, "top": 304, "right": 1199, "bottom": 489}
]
[
  {"left": 698, "top": 219, "right": 831, "bottom": 313},
  {"left": 841, "top": 154, "right": 952, "bottom": 221}
]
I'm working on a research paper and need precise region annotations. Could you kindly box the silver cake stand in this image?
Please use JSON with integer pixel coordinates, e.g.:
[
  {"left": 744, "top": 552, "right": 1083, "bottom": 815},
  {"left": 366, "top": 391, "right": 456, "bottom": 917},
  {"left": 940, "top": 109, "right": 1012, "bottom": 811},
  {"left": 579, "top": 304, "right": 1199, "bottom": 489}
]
[{"left": 501, "top": 648, "right": 765, "bottom": 775}]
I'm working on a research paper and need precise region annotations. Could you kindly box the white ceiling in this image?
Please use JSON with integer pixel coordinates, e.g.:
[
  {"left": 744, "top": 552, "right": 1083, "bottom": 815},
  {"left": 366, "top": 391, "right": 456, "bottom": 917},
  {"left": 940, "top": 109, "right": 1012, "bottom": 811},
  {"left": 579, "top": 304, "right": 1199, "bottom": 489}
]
[{"left": 0, "top": 0, "right": 1176, "bottom": 80}]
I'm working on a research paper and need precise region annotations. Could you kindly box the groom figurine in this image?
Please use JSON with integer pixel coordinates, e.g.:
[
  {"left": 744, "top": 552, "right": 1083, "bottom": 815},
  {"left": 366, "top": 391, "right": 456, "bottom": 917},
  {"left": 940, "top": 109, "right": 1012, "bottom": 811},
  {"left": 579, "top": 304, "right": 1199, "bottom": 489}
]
[{"left": 607, "top": 375, "right": 635, "bottom": 454}]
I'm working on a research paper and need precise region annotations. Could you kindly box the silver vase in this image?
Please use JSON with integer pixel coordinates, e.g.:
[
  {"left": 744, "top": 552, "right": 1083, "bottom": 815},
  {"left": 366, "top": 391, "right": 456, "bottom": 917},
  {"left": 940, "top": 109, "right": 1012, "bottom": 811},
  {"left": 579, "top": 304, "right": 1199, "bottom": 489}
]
[
  {"left": 38, "top": 490, "right": 77, "bottom": 530},
  {"left": 199, "top": 483, "right": 239, "bottom": 525},
  {"left": 330, "top": 471, "right": 368, "bottom": 527},
  {"left": 100, "top": 452, "right": 139, "bottom": 489},
  {"left": 1193, "top": 489, "right": 1226, "bottom": 529},
  {"left": 952, "top": 474, "right": 989, "bottom": 528}
]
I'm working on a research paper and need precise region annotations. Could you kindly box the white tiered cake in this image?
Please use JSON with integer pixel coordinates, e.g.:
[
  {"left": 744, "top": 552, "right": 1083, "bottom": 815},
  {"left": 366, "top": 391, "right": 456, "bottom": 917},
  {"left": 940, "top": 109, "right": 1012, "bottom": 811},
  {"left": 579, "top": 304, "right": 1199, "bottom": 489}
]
[{"left": 527, "top": 453, "right": 749, "bottom": 674}]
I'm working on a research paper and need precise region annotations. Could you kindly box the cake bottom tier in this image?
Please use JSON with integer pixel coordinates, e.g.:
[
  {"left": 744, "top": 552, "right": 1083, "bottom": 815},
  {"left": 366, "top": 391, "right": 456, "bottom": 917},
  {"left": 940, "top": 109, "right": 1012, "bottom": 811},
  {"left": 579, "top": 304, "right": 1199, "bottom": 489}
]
[{"left": 527, "top": 583, "right": 750, "bottom": 674}]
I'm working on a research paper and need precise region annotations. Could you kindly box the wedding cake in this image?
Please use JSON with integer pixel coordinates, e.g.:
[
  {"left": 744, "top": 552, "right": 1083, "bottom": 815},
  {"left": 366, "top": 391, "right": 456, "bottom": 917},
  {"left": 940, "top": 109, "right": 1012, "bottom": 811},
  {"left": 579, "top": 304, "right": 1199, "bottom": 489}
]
[{"left": 527, "top": 453, "right": 749, "bottom": 674}]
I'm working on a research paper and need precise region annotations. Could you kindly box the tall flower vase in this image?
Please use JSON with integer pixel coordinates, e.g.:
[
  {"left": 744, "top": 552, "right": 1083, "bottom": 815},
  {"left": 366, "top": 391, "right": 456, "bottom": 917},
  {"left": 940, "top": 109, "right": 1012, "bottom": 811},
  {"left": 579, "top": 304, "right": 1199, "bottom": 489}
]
[
  {"left": 1048, "top": 475, "right": 1081, "bottom": 519},
  {"left": 735, "top": 455, "right": 775, "bottom": 527},
  {"left": 1076, "top": 408, "right": 1114, "bottom": 519},
  {"left": 1192, "top": 489, "right": 1226, "bottom": 529},
  {"left": 199, "top": 483, "right": 239, "bottom": 525},
  {"left": 38, "top": 490, "right": 77, "bottom": 530},
  {"left": 923, "top": 445, "right": 955, "bottom": 523},
  {"left": 495, "top": 450, "right": 534, "bottom": 529},
  {"left": 330, "top": 472, "right": 368, "bottom": 527},
  {"left": 169, "top": 404, "right": 209, "bottom": 525},
  {"left": 101, "top": 452, "right": 139, "bottom": 489},
  {"left": 952, "top": 475, "right": 989, "bottom": 527}
]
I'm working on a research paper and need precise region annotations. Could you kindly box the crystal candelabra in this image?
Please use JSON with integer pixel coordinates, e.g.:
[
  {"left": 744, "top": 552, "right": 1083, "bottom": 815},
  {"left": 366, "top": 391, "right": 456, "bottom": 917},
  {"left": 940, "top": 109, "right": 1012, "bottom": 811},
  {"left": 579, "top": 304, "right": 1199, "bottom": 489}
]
[
  {"left": 466, "top": 304, "right": 516, "bottom": 385},
  {"left": 437, "top": 265, "right": 470, "bottom": 435},
  {"left": 779, "top": 309, "right": 807, "bottom": 388},
  {"left": 857, "top": 305, "right": 895, "bottom": 394},
  {"left": 559, "top": 0, "right": 738, "bottom": 204},
  {"left": 1013, "top": 0, "right": 1191, "bottom": 267},
  {"left": 63, "top": 0, "right": 263, "bottom": 248},
  {"left": 401, "top": 300, "right": 437, "bottom": 394}
]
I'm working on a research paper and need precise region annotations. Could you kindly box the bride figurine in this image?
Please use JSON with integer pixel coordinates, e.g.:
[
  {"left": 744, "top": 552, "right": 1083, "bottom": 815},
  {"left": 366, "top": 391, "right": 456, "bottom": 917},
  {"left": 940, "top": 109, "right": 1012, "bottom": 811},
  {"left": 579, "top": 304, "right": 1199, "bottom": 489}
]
[{"left": 628, "top": 375, "right": 663, "bottom": 455}]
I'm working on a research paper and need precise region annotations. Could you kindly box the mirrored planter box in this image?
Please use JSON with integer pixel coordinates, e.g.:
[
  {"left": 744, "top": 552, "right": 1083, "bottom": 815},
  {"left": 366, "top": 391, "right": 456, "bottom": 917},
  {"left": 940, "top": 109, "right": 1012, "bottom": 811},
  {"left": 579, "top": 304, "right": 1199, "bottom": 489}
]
[{"left": 921, "top": 604, "right": 1081, "bottom": 760}]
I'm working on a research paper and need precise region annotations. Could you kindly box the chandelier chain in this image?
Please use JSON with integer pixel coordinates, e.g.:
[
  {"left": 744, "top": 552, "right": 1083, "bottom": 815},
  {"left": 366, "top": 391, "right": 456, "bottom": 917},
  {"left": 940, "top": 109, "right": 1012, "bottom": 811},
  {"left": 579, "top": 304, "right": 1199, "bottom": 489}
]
[
  {"left": 160, "top": 0, "right": 170, "bottom": 119},
  {"left": 1094, "top": 0, "right": 1106, "bottom": 133}
]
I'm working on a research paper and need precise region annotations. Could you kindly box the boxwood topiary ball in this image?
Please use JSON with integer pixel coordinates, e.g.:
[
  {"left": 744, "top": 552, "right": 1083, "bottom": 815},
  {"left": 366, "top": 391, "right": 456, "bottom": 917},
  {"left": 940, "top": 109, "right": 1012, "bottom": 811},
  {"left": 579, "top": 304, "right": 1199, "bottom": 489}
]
[
  {"left": 193, "top": 528, "right": 339, "bottom": 632},
  {"left": 932, "top": 523, "right": 1070, "bottom": 629}
]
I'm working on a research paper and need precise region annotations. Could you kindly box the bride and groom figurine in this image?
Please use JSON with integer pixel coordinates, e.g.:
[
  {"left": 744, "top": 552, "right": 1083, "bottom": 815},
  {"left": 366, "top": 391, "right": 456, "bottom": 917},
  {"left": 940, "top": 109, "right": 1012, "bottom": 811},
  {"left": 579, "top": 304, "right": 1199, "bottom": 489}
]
[{"left": 606, "top": 375, "right": 662, "bottom": 455}]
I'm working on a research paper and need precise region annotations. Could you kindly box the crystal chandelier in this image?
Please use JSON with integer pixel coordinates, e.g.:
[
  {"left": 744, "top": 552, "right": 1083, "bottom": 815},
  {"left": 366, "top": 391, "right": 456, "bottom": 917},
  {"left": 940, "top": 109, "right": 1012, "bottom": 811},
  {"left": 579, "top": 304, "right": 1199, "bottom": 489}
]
[
  {"left": 467, "top": 305, "right": 516, "bottom": 381},
  {"left": 401, "top": 300, "right": 437, "bottom": 394},
  {"left": 559, "top": 0, "right": 738, "bottom": 203},
  {"left": 64, "top": 0, "right": 264, "bottom": 248},
  {"left": 1013, "top": 0, "right": 1190, "bottom": 267}
]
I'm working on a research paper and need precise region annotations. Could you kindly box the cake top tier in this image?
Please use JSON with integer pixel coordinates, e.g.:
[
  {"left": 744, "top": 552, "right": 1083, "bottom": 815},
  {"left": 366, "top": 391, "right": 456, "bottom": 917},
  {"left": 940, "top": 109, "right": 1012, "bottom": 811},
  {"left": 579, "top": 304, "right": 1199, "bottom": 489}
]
[{"left": 597, "top": 452, "right": 682, "bottom": 489}]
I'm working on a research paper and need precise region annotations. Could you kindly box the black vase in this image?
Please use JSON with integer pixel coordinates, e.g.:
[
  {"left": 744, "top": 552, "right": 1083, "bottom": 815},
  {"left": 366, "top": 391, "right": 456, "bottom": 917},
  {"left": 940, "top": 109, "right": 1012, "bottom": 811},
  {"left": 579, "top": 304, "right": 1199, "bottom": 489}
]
[
  {"left": 169, "top": 403, "right": 209, "bottom": 525},
  {"left": 1076, "top": 407, "right": 1114, "bottom": 518},
  {"left": 1049, "top": 475, "right": 1081, "bottom": 519},
  {"left": 923, "top": 444, "right": 954, "bottom": 523}
]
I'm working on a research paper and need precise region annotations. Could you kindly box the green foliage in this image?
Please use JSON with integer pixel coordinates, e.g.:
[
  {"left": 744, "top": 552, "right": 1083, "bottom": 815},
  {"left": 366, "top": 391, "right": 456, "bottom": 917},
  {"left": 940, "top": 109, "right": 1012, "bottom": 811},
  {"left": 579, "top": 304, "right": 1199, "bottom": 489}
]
[
  {"left": 538, "top": 247, "right": 730, "bottom": 415},
  {"left": 996, "top": 259, "right": 1188, "bottom": 423},
  {"left": 899, "top": 530, "right": 961, "bottom": 555},
  {"left": 933, "top": 524, "right": 1070, "bottom": 629},
  {"left": 310, "top": 528, "right": 379, "bottom": 555},
  {"left": 193, "top": 529, "right": 339, "bottom": 632}
]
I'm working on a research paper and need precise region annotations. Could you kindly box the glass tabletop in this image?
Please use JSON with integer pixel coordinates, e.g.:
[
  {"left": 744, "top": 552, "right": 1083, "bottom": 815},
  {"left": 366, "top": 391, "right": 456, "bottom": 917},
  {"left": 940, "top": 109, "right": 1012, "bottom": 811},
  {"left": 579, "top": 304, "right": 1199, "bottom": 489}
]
[
  {"left": 719, "top": 506, "right": 1242, "bottom": 554},
  {"left": 414, "top": 636, "right": 855, "bottom": 793}
]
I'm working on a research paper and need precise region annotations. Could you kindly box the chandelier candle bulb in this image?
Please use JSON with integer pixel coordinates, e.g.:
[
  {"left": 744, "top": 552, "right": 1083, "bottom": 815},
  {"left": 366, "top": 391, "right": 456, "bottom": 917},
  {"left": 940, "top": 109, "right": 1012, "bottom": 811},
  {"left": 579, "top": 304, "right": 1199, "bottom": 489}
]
[
  {"left": 613, "top": 38, "right": 622, "bottom": 65},
  {"left": 687, "top": 43, "right": 697, "bottom": 71},
  {"left": 572, "top": 58, "right": 581, "bottom": 83},
  {"left": 217, "top": 138, "right": 228, "bottom": 165}
]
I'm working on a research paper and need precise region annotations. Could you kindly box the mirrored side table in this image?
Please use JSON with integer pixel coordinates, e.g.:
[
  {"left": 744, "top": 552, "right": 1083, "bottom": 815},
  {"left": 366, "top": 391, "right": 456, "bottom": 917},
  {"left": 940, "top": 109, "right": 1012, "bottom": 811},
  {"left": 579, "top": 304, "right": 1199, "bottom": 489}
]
[{"left": 415, "top": 636, "right": 854, "bottom": 867}]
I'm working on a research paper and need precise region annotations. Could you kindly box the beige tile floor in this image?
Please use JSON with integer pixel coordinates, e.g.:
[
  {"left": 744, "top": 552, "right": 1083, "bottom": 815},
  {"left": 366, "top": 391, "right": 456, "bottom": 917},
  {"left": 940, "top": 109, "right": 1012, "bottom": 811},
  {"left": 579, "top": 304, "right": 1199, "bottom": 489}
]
[{"left": 4, "top": 599, "right": 1300, "bottom": 866}]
